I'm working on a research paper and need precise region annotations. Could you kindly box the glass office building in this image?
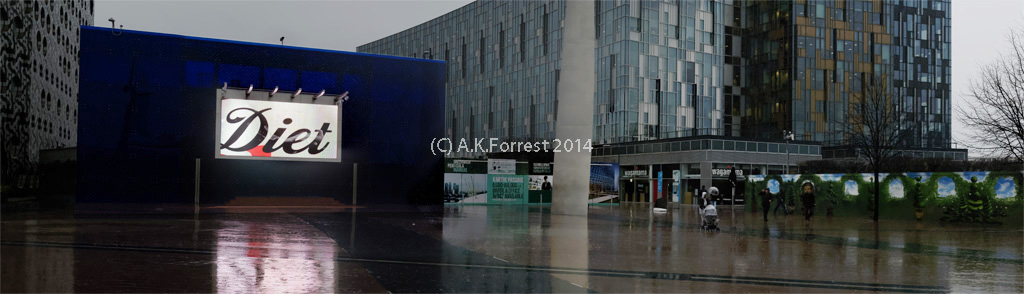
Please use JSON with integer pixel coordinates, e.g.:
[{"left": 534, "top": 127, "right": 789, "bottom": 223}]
[
  {"left": 359, "top": 0, "right": 958, "bottom": 157},
  {"left": 592, "top": 0, "right": 740, "bottom": 143},
  {"left": 359, "top": 1, "right": 566, "bottom": 159},
  {"left": 743, "top": 0, "right": 954, "bottom": 152},
  {"left": 359, "top": 1, "right": 742, "bottom": 156},
  {"left": 359, "top": 0, "right": 963, "bottom": 203}
]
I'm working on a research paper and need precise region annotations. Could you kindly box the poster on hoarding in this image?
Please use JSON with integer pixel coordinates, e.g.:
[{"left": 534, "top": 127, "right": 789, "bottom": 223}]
[
  {"left": 216, "top": 98, "right": 340, "bottom": 162},
  {"left": 530, "top": 162, "right": 553, "bottom": 175},
  {"left": 488, "top": 174, "right": 528, "bottom": 204},
  {"left": 443, "top": 173, "right": 488, "bottom": 204},
  {"left": 673, "top": 170, "right": 681, "bottom": 203},
  {"left": 529, "top": 175, "right": 554, "bottom": 191},
  {"left": 488, "top": 159, "right": 517, "bottom": 175},
  {"left": 589, "top": 162, "right": 620, "bottom": 203},
  {"left": 446, "top": 159, "right": 487, "bottom": 173},
  {"left": 528, "top": 175, "right": 553, "bottom": 203}
]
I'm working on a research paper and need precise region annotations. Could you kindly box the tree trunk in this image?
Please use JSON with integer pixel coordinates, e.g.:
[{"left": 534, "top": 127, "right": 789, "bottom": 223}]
[{"left": 873, "top": 170, "right": 880, "bottom": 221}]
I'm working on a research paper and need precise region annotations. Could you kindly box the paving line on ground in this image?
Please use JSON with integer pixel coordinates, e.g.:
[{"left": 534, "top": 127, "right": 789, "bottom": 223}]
[
  {"left": 587, "top": 212, "right": 1023, "bottom": 265},
  {"left": 3, "top": 240, "right": 948, "bottom": 293},
  {"left": 330, "top": 256, "right": 947, "bottom": 293}
]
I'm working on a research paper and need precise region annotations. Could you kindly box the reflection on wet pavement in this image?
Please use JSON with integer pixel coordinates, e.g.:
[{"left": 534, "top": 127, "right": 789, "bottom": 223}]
[
  {"left": 2, "top": 205, "right": 1021, "bottom": 292},
  {"left": 214, "top": 220, "right": 337, "bottom": 293}
]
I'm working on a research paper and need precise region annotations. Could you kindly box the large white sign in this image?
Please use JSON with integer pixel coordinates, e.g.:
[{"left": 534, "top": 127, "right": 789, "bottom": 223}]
[{"left": 216, "top": 98, "right": 340, "bottom": 162}]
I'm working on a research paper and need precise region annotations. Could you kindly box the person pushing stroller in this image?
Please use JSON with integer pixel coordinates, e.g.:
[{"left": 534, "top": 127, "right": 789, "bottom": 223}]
[{"left": 699, "top": 187, "right": 720, "bottom": 231}]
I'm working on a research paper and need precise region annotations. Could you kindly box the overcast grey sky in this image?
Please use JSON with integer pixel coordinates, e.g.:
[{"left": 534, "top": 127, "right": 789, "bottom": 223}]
[
  {"left": 950, "top": 0, "right": 1023, "bottom": 153},
  {"left": 95, "top": 0, "right": 1024, "bottom": 155},
  {"left": 94, "top": 0, "right": 474, "bottom": 51}
]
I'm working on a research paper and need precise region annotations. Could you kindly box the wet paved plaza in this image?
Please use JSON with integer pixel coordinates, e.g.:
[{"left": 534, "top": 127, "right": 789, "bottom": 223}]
[{"left": 2, "top": 204, "right": 1021, "bottom": 293}]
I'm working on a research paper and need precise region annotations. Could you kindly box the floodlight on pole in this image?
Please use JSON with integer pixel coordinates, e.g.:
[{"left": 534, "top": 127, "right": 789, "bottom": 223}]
[
  {"left": 784, "top": 130, "right": 794, "bottom": 174},
  {"left": 108, "top": 18, "right": 122, "bottom": 36},
  {"left": 334, "top": 91, "right": 350, "bottom": 105}
]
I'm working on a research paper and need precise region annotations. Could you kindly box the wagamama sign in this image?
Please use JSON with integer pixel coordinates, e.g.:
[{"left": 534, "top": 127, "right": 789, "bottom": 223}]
[{"left": 217, "top": 98, "right": 340, "bottom": 162}]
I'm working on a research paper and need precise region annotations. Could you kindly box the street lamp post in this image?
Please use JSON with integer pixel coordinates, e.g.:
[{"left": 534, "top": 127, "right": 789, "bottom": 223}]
[{"left": 783, "top": 130, "right": 794, "bottom": 174}]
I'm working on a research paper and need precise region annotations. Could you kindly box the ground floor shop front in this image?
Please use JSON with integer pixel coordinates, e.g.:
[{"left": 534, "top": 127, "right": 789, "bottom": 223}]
[{"left": 592, "top": 136, "right": 823, "bottom": 207}]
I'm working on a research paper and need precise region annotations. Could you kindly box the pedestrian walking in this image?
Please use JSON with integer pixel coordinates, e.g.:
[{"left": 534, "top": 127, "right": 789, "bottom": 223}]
[
  {"left": 698, "top": 189, "right": 710, "bottom": 210},
  {"left": 760, "top": 188, "right": 771, "bottom": 221},
  {"left": 773, "top": 188, "right": 788, "bottom": 215},
  {"left": 698, "top": 187, "right": 711, "bottom": 220},
  {"left": 715, "top": 186, "right": 723, "bottom": 205},
  {"left": 699, "top": 185, "right": 707, "bottom": 203},
  {"left": 802, "top": 182, "right": 816, "bottom": 221}
]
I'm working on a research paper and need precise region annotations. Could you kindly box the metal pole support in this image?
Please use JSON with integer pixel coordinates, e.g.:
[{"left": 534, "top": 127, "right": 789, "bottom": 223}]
[
  {"left": 731, "top": 186, "right": 736, "bottom": 208},
  {"left": 352, "top": 163, "right": 358, "bottom": 206},
  {"left": 194, "top": 158, "right": 201, "bottom": 207}
]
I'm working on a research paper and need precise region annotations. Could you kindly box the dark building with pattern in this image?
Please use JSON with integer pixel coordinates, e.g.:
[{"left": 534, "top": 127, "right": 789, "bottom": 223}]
[{"left": 1, "top": 1, "right": 94, "bottom": 188}]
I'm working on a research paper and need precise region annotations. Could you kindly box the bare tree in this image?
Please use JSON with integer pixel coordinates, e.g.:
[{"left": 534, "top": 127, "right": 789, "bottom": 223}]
[
  {"left": 842, "top": 73, "right": 911, "bottom": 222},
  {"left": 958, "top": 28, "right": 1024, "bottom": 162}
]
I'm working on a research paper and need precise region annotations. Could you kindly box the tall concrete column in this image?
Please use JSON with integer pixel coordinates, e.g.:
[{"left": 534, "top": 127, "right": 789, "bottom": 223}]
[
  {"left": 549, "top": 214, "right": 589, "bottom": 290},
  {"left": 700, "top": 161, "right": 713, "bottom": 191},
  {"left": 552, "top": 0, "right": 596, "bottom": 216}
]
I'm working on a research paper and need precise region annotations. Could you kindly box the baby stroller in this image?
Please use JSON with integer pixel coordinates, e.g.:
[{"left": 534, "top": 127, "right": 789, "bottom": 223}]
[{"left": 699, "top": 187, "right": 721, "bottom": 231}]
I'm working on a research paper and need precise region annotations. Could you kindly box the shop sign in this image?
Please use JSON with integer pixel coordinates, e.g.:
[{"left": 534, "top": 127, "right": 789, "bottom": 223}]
[
  {"left": 711, "top": 168, "right": 743, "bottom": 178},
  {"left": 623, "top": 169, "right": 649, "bottom": 178}
]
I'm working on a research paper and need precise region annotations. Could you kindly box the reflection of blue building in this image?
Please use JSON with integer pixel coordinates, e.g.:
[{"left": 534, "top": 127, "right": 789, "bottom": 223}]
[
  {"left": 77, "top": 27, "right": 446, "bottom": 205},
  {"left": 590, "top": 163, "right": 619, "bottom": 193}
]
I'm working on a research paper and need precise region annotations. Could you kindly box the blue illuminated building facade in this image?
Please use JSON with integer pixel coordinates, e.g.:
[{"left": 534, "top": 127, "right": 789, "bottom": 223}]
[{"left": 77, "top": 26, "right": 445, "bottom": 205}]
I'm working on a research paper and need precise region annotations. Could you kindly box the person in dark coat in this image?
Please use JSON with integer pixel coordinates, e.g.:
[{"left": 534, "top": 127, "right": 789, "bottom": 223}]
[
  {"left": 773, "top": 187, "right": 788, "bottom": 215},
  {"left": 801, "top": 182, "right": 816, "bottom": 221},
  {"left": 698, "top": 190, "right": 709, "bottom": 210},
  {"left": 760, "top": 188, "right": 772, "bottom": 221},
  {"left": 715, "top": 187, "right": 723, "bottom": 205}
]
